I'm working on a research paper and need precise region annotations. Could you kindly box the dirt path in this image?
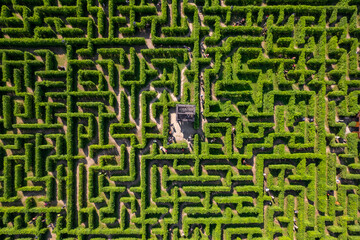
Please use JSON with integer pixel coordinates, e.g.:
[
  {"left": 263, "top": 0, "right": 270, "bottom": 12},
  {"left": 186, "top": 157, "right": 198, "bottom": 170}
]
[{"left": 180, "top": 60, "right": 192, "bottom": 100}]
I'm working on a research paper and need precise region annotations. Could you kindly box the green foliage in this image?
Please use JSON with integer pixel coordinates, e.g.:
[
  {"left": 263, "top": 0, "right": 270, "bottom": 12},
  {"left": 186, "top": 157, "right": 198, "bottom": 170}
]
[{"left": 0, "top": 1, "right": 359, "bottom": 239}]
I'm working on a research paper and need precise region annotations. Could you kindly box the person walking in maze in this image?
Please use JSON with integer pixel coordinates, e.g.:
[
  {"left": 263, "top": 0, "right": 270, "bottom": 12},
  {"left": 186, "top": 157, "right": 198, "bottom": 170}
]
[{"left": 160, "top": 146, "right": 167, "bottom": 153}]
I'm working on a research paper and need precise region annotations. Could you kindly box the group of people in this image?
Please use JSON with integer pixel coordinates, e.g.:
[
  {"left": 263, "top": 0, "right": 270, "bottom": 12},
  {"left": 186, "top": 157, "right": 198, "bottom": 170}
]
[
  {"left": 167, "top": 135, "right": 175, "bottom": 144},
  {"left": 99, "top": 170, "right": 111, "bottom": 177},
  {"left": 242, "top": 159, "right": 251, "bottom": 167},
  {"left": 263, "top": 173, "right": 275, "bottom": 204},
  {"left": 327, "top": 191, "right": 341, "bottom": 205},
  {"left": 168, "top": 127, "right": 176, "bottom": 145},
  {"left": 281, "top": 57, "right": 297, "bottom": 79},
  {"left": 28, "top": 202, "right": 67, "bottom": 231},
  {"left": 233, "top": 18, "right": 246, "bottom": 27},
  {"left": 293, "top": 215, "right": 299, "bottom": 231},
  {"left": 200, "top": 42, "right": 209, "bottom": 58},
  {"left": 262, "top": 27, "right": 267, "bottom": 36},
  {"left": 335, "top": 136, "right": 346, "bottom": 143}
]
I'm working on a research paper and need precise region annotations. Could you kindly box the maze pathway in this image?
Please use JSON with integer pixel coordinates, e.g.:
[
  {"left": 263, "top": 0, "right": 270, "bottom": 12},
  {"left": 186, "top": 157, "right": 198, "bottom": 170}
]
[{"left": 0, "top": 0, "right": 360, "bottom": 239}]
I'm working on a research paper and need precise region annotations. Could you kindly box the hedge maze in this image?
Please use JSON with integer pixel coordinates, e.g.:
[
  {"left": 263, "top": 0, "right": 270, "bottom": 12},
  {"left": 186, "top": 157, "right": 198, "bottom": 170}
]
[{"left": 2, "top": 0, "right": 360, "bottom": 239}]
